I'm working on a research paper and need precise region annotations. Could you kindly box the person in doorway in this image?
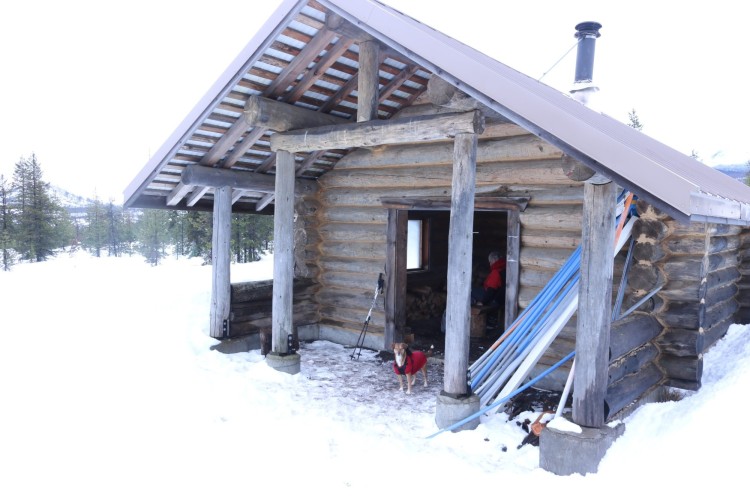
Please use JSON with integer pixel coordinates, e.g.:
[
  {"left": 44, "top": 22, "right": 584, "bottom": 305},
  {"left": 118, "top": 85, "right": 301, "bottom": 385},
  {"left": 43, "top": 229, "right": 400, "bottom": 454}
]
[{"left": 471, "top": 250, "right": 506, "bottom": 327}]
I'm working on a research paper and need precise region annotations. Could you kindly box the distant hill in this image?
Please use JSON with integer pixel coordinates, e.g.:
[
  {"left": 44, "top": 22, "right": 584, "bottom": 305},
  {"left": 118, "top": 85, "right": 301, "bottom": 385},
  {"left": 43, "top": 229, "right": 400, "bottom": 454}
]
[
  {"left": 49, "top": 186, "right": 94, "bottom": 220},
  {"left": 714, "top": 164, "right": 749, "bottom": 183}
]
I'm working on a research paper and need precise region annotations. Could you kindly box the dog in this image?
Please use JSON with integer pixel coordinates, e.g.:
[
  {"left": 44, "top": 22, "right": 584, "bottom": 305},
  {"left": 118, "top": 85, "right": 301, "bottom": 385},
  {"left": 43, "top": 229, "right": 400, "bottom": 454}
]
[{"left": 391, "top": 342, "right": 433, "bottom": 394}]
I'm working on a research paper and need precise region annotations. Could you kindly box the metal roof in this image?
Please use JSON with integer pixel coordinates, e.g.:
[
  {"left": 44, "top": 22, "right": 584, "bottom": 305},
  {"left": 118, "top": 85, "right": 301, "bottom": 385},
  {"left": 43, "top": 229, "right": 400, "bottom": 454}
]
[{"left": 124, "top": 0, "right": 750, "bottom": 224}]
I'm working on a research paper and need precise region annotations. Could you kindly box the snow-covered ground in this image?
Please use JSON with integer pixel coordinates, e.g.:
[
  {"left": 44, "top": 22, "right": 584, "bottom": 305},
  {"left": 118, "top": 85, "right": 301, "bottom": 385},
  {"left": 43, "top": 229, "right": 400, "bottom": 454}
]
[{"left": 1, "top": 251, "right": 748, "bottom": 499}]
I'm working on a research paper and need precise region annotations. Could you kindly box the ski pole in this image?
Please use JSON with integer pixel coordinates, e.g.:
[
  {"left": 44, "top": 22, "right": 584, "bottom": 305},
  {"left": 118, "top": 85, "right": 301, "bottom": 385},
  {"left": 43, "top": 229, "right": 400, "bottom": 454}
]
[{"left": 351, "top": 273, "right": 384, "bottom": 360}]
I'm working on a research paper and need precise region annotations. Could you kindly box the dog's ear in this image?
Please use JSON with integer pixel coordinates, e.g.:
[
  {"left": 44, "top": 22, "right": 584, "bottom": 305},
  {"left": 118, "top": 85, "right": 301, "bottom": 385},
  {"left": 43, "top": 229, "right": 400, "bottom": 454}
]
[{"left": 390, "top": 343, "right": 395, "bottom": 350}]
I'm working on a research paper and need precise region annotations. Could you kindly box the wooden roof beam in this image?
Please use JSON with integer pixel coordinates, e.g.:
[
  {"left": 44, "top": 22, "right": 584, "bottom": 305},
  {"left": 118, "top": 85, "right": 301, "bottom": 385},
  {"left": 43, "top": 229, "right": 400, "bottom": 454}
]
[
  {"left": 181, "top": 164, "right": 317, "bottom": 196},
  {"left": 166, "top": 181, "right": 193, "bottom": 206},
  {"left": 270, "top": 110, "right": 485, "bottom": 153}
]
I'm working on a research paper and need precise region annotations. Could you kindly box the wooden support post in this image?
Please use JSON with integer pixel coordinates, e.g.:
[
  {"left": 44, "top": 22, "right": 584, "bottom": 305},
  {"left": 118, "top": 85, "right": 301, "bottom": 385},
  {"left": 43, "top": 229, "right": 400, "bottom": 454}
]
[
  {"left": 357, "top": 39, "right": 380, "bottom": 122},
  {"left": 385, "top": 209, "right": 407, "bottom": 347},
  {"left": 573, "top": 180, "right": 616, "bottom": 427},
  {"left": 505, "top": 209, "right": 520, "bottom": 328},
  {"left": 271, "top": 150, "right": 296, "bottom": 353},
  {"left": 443, "top": 132, "right": 477, "bottom": 396},
  {"left": 210, "top": 186, "right": 232, "bottom": 338}
]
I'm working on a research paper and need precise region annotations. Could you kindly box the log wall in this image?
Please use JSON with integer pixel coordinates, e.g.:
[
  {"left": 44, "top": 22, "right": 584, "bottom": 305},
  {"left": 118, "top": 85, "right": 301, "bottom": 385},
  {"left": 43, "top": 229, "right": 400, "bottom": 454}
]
[
  {"left": 628, "top": 201, "right": 742, "bottom": 391},
  {"left": 313, "top": 126, "right": 583, "bottom": 349}
]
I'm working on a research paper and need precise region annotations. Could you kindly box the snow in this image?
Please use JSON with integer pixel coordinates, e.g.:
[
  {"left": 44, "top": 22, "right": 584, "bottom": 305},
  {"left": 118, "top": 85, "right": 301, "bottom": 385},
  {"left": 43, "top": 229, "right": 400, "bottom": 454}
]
[{"left": 1, "top": 250, "right": 749, "bottom": 498}]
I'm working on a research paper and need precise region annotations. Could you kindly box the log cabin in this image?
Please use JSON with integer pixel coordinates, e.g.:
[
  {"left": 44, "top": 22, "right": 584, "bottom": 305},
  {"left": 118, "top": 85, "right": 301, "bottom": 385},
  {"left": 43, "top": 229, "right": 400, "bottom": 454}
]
[{"left": 123, "top": 0, "right": 750, "bottom": 473}]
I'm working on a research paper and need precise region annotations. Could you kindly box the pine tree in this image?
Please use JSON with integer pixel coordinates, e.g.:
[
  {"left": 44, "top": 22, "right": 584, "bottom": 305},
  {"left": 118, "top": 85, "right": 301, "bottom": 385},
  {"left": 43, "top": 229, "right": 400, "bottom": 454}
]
[
  {"left": 82, "top": 196, "right": 108, "bottom": 257},
  {"left": 0, "top": 175, "right": 16, "bottom": 271},
  {"left": 136, "top": 209, "right": 170, "bottom": 265},
  {"left": 628, "top": 109, "right": 643, "bottom": 131},
  {"left": 185, "top": 211, "right": 212, "bottom": 262},
  {"left": 11, "top": 154, "right": 70, "bottom": 261}
]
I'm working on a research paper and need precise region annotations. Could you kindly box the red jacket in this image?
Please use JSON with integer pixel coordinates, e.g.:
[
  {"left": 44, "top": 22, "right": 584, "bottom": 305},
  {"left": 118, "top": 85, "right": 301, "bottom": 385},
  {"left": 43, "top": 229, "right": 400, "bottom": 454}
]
[
  {"left": 483, "top": 258, "right": 506, "bottom": 290},
  {"left": 393, "top": 350, "right": 427, "bottom": 375}
]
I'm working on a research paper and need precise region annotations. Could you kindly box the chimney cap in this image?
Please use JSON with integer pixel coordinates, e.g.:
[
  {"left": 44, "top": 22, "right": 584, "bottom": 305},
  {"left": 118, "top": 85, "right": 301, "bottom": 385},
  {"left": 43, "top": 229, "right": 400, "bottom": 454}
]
[{"left": 574, "top": 21, "right": 602, "bottom": 39}]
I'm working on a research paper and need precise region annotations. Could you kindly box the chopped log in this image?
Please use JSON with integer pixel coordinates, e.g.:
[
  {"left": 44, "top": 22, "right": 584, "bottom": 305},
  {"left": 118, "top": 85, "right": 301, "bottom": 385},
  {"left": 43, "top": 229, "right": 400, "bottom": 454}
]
[
  {"left": 609, "top": 313, "right": 662, "bottom": 360},
  {"left": 664, "top": 235, "right": 737, "bottom": 255},
  {"left": 659, "top": 296, "right": 737, "bottom": 330},
  {"left": 607, "top": 344, "right": 659, "bottom": 386},
  {"left": 270, "top": 110, "right": 484, "bottom": 152},
  {"left": 521, "top": 229, "right": 580, "bottom": 250},
  {"left": 244, "top": 95, "right": 350, "bottom": 131},
  {"left": 663, "top": 378, "right": 701, "bottom": 391},
  {"left": 519, "top": 205, "right": 583, "bottom": 231},
  {"left": 633, "top": 218, "right": 669, "bottom": 240},
  {"left": 627, "top": 263, "right": 663, "bottom": 291},
  {"left": 658, "top": 328, "right": 703, "bottom": 357},
  {"left": 662, "top": 252, "right": 738, "bottom": 280},
  {"left": 561, "top": 155, "right": 597, "bottom": 182},
  {"left": 660, "top": 354, "right": 703, "bottom": 383},
  {"left": 604, "top": 362, "right": 663, "bottom": 420},
  {"left": 657, "top": 281, "right": 736, "bottom": 304},
  {"left": 631, "top": 241, "right": 666, "bottom": 262},
  {"left": 181, "top": 165, "right": 317, "bottom": 195}
]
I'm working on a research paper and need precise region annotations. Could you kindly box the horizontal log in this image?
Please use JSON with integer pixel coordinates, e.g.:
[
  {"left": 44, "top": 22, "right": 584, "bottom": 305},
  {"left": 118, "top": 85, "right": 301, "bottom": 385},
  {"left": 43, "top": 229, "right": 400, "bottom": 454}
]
[
  {"left": 659, "top": 296, "right": 737, "bottom": 330},
  {"left": 663, "top": 378, "right": 701, "bottom": 391},
  {"left": 659, "top": 266, "right": 739, "bottom": 297},
  {"left": 660, "top": 354, "right": 702, "bottom": 383},
  {"left": 271, "top": 110, "right": 484, "bottom": 152},
  {"left": 317, "top": 222, "right": 387, "bottom": 242},
  {"left": 631, "top": 241, "right": 665, "bottom": 262},
  {"left": 521, "top": 228, "right": 581, "bottom": 250},
  {"left": 319, "top": 304, "right": 385, "bottom": 329},
  {"left": 318, "top": 184, "right": 511, "bottom": 207},
  {"left": 244, "top": 95, "right": 350, "bottom": 131},
  {"left": 608, "top": 344, "right": 659, "bottom": 386},
  {"left": 520, "top": 247, "right": 577, "bottom": 270},
  {"left": 317, "top": 206, "right": 389, "bottom": 224},
  {"left": 666, "top": 220, "right": 741, "bottom": 237},
  {"left": 320, "top": 241, "right": 386, "bottom": 260},
  {"left": 663, "top": 235, "right": 739, "bottom": 255},
  {"left": 520, "top": 205, "right": 583, "bottom": 231},
  {"left": 609, "top": 313, "right": 662, "bottom": 360},
  {"left": 335, "top": 134, "right": 562, "bottom": 169},
  {"left": 182, "top": 165, "right": 317, "bottom": 195},
  {"left": 231, "top": 298, "right": 317, "bottom": 322},
  {"left": 318, "top": 257, "right": 385, "bottom": 275},
  {"left": 231, "top": 278, "right": 318, "bottom": 303},
  {"left": 658, "top": 281, "right": 737, "bottom": 303},
  {"left": 380, "top": 196, "right": 528, "bottom": 211},
  {"left": 661, "top": 252, "right": 738, "bottom": 281},
  {"left": 604, "top": 362, "right": 663, "bottom": 420},
  {"left": 319, "top": 159, "right": 577, "bottom": 189}
]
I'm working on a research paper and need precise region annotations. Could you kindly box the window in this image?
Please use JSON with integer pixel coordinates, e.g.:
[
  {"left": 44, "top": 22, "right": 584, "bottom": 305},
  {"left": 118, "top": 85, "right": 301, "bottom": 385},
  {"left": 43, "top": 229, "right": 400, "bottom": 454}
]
[{"left": 407, "top": 218, "right": 427, "bottom": 270}]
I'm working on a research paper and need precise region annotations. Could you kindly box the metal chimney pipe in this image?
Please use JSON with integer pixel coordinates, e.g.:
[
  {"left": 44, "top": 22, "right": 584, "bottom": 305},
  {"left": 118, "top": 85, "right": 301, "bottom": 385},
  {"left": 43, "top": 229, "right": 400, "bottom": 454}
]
[{"left": 573, "top": 21, "right": 602, "bottom": 84}]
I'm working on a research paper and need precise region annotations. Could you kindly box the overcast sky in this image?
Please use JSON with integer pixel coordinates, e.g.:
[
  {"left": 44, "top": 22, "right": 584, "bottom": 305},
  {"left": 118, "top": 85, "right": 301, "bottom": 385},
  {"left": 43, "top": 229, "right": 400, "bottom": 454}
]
[{"left": 2, "top": 0, "right": 748, "bottom": 202}]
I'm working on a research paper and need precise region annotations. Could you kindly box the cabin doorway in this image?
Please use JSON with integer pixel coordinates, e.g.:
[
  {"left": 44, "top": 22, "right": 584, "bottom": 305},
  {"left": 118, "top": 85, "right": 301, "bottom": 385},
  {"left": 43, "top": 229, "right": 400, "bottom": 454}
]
[{"left": 387, "top": 208, "right": 513, "bottom": 356}]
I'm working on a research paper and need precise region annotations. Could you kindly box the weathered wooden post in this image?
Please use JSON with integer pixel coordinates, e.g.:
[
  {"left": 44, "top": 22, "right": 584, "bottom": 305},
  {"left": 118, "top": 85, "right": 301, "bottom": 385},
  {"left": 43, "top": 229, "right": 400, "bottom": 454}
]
[
  {"left": 435, "top": 131, "right": 481, "bottom": 431},
  {"left": 357, "top": 39, "right": 379, "bottom": 122},
  {"left": 540, "top": 21, "right": 625, "bottom": 476},
  {"left": 210, "top": 186, "right": 232, "bottom": 339},
  {"left": 266, "top": 149, "right": 301, "bottom": 374}
]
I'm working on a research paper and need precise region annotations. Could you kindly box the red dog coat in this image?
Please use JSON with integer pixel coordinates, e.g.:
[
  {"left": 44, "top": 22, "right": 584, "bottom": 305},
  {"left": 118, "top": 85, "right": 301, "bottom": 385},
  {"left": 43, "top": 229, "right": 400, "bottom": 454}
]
[{"left": 393, "top": 350, "right": 427, "bottom": 375}]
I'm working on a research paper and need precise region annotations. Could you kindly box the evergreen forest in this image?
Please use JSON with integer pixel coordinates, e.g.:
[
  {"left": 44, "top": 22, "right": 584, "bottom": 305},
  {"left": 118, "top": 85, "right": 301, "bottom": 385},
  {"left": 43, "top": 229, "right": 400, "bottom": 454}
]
[{"left": 0, "top": 155, "right": 274, "bottom": 271}]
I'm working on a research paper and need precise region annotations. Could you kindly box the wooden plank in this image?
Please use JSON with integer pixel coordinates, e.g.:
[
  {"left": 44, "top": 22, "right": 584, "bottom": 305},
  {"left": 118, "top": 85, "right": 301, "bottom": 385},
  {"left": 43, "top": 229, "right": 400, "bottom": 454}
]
[
  {"left": 271, "top": 150, "right": 296, "bottom": 353},
  {"left": 444, "top": 132, "right": 477, "bottom": 396},
  {"left": 357, "top": 39, "right": 380, "bottom": 122},
  {"left": 270, "top": 110, "right": 484, "bottom": 152},
  {"left": 244, "top": 95, "right": 350, "bottom": 131},
  {"left": 573, "top": 180, "right": 616, "bottom": 428},
  {"left": 166, "top": 181, "right": 193, "bottom": 206},
  {"left": 210, "top": 186, "right": 232, "bottom": 338}
]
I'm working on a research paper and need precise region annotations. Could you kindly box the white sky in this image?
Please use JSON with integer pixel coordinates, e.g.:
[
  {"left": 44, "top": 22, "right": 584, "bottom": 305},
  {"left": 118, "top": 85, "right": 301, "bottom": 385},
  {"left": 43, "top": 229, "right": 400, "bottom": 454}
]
[
  {"left": 2, "top": 0, "right": 749, "bottom": 202},
  {"left": 1, "top": 251, "right": 749, "bottom": 497}
]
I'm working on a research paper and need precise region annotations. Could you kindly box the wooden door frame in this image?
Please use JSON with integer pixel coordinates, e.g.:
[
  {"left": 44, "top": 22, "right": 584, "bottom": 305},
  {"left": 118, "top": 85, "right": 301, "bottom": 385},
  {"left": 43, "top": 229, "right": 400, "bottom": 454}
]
[{"left": 383, "top": 196, "right": 526, "bottom": 347}]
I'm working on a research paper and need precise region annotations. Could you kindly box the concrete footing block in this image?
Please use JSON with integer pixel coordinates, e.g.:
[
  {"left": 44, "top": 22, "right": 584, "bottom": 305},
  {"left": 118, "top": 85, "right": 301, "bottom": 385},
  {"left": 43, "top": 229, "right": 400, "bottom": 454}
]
[
  {"left": 539, "top": 418, "right": 625, "bottom": 476},
  {"left": 266, "top": 352, "right": 301, "bottom": 375},
  {"left": 435, "top": 392, "right": 481, "bottom": 432}
]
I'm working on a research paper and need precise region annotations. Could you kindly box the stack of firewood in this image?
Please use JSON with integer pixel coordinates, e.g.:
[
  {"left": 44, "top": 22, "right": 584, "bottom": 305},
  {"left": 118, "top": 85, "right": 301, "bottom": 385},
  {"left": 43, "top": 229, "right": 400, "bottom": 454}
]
[{"left": 405, "top": 286, "right": 447, "bottom": 322}]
